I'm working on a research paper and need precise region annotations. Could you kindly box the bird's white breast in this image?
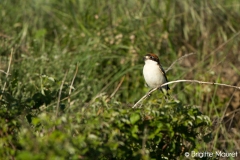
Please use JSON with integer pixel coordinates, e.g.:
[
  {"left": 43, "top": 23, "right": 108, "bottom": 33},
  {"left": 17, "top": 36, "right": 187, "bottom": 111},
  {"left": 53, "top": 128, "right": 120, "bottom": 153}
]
[{"left": 143, "top": 60, "right": 166, "bottom": 88}]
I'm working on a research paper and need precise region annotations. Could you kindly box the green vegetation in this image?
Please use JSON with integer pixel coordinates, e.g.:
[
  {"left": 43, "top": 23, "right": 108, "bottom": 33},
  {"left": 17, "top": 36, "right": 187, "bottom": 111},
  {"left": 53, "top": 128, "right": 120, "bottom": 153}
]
[{"left": 0, "top": 0, "right": 239, "bottom": 159}]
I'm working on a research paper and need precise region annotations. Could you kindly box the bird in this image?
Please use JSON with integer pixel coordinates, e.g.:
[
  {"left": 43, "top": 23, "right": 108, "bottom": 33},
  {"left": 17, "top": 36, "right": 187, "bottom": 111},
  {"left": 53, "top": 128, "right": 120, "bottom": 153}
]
[{"left": 143, "top": 53, "right": 170, "bottom": 93}]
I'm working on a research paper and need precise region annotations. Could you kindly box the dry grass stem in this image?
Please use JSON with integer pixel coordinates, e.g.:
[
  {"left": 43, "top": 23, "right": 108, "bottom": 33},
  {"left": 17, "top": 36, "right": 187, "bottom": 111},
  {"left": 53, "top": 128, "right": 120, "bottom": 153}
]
[
  {"left": 0, "top": 48, "right": 13, "bottom": 100},
  {"left": 220, "top": 90, "right": 236, "bottom": 123},
  {"left": 56, "top": 72, "right": 68, "bottom": 117},
  {"left": 110, "top": 76, "right": 125, "bottom": 98},
  {"left": 68, "top": 64, "right": 78, "bottom": 105}
]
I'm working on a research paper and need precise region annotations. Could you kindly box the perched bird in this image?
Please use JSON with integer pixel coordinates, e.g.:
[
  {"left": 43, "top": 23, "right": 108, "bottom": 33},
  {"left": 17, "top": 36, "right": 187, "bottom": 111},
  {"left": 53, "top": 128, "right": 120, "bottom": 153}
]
[{"left": 143, "top": 53, "right": 170, "bottom": 92}]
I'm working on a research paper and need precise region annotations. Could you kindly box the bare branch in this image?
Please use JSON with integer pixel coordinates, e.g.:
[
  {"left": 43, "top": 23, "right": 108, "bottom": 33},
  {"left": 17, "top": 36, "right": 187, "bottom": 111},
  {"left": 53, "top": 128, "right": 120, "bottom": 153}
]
[
  {"left": 0, "top": 70, "right": 11, "bottom": 75},
  {"left": 132, "top": 79, "right": 240, "bottom": 108}
]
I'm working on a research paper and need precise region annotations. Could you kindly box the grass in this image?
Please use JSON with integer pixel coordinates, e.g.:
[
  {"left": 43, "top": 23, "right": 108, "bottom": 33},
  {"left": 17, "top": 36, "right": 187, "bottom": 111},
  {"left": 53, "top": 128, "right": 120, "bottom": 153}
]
[{"left": 0, "top": 0, "right": 240, "bottom": 159}]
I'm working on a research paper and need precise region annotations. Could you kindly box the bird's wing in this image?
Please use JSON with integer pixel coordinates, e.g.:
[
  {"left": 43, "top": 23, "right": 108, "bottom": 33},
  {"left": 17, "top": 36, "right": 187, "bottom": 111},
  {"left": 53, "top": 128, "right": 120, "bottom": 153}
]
[{"left": 159, "top": 64, "right": 170, "bottom": 90}]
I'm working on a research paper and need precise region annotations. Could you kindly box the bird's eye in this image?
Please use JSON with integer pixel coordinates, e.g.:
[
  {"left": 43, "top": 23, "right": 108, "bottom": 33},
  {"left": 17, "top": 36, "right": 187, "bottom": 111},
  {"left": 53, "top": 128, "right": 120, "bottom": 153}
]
[{"left": 150, "top": 56, "right": 153, "bottom": 59}]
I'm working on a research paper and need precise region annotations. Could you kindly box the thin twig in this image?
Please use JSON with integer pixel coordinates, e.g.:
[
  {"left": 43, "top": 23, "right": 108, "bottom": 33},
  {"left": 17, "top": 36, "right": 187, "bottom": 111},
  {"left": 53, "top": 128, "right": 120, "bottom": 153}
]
[
  {"left": 162, "top": 80, "right": 240, "bottom": 90},
  {"left": 68, "top": 64, "right": 78, "bottom": 105},
  {"left": 133, "top": 87, "right": 159, "bottom": 108},
  {"left": 225, "top": 108, "right": 240, "bottom": 117},
  {"left": 0, "top": 70, "right": 11, "bottom": 75},
  {"left": 56, "top": 72, "right": 67, "bottom": 117},
  {"left": 132, "top": 79, "right": 240, "bottom": 108},
  {"left": 165, "top": 52, "right": 196, "bottom": 73},
  {"left": 177, "top": 31, "right": 240, "bottom": 81},
  {"left": 209, "top": 31, "right": 240, "bottom": 56},
  {"left": 0, "top": 48, "right": 13, "bottom": 100},
  {"left": 227, "top": 113, "right": 235, "bottom": 132}
]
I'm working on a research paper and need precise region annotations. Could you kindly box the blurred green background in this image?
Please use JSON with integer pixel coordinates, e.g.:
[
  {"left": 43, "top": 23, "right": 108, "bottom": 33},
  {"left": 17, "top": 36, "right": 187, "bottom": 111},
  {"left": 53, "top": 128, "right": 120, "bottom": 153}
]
[{"left": 0, "top": 0, "right": 240, "bottom": 159}]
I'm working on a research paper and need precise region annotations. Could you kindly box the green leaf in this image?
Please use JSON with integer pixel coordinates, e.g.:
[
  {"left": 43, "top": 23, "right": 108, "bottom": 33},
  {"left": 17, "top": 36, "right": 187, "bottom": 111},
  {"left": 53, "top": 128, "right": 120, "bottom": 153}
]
[{"left": 130, "top": 113, "right": 140, "bottom": 124}]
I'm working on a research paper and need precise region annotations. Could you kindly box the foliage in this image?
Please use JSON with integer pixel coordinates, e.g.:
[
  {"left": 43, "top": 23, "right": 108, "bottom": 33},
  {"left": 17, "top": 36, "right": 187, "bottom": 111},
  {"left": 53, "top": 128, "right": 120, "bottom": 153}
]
[{"left": 1, "top": 89, "right": 211, "bottom": 159}]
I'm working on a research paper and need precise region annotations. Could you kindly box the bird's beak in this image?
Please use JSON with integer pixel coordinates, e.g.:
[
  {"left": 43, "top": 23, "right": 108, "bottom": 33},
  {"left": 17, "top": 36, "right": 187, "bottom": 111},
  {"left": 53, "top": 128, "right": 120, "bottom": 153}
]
[{"left": 144, "top": 55, "right": 150, "bottom": 61}]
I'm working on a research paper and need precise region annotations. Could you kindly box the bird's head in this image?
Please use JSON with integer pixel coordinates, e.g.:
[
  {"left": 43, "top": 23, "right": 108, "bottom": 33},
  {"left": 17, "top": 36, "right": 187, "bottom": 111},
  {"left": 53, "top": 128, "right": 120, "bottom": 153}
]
[{"left": 144, "top": 53, "right": 160, "bottom": 64}]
